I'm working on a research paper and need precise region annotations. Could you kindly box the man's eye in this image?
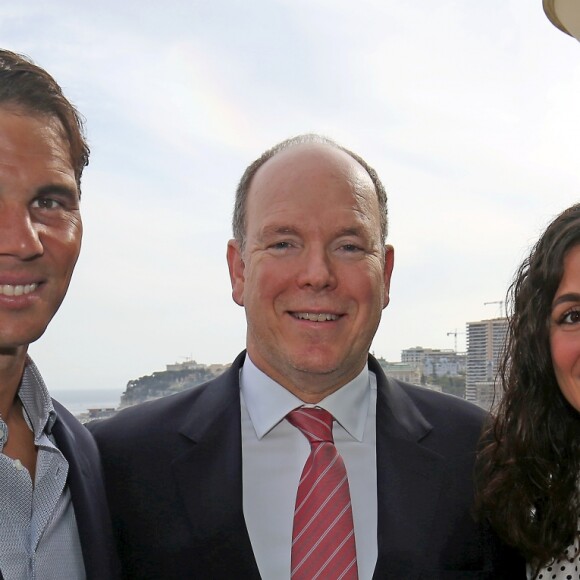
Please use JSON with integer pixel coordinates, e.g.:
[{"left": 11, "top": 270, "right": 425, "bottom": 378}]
[
  {"left": 271, "top": 241, "right": 292, "bottom": 250},
  {"left": 32, "top": 198, "right": 63, "bottom": 210},
  {"left": 341, "top": 244, "right": 362, "bottom": 252}
]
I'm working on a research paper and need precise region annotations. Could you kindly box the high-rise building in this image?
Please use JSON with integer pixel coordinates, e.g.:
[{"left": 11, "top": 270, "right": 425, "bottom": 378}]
[{"left": 465, "top": 318, "right": 508, "bottom": 407}]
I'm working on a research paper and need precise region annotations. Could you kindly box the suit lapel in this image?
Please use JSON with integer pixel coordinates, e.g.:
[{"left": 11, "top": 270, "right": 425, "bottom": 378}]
[
  {"left": 51, "top": 401, "right": 120, "bottom": 579},
  {"left": 171, "top": 352, "right": 261, "bottom": 578},
  {"left": 369, "top": 357, "right": 446, "bottom": 578}
]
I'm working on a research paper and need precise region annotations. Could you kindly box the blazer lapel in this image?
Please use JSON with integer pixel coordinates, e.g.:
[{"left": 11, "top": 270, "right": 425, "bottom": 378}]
[
  {"left": 369, "top": 357, "right": 446, "bottom": 579},
  {"left": 171, "top": 353, "right": 261, "bottom": 578},
  {"left": 51, "top": 401, "right": 120, "bottom": 579}
]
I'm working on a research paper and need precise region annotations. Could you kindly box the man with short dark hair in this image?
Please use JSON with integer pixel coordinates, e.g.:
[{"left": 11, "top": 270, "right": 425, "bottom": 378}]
[
  {"left": 92, "top": 134, "right": 524, "bottom": 578},
  {"left": 0, "top": 49, "right": 119, "bottom": 579}
]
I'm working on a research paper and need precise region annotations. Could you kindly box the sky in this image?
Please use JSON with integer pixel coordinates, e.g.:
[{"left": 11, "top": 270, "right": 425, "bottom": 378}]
[{"left": 1, "top": 1, "right": 578, "bottom": 394}]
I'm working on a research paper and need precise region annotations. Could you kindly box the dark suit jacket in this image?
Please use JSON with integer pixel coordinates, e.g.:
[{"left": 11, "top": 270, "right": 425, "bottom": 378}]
[
  {"left": 50, "top": 400, "right": 121, "bottom": 579},
  {"left": 90, "top": 352, "right": 524, "bottom": 579}
]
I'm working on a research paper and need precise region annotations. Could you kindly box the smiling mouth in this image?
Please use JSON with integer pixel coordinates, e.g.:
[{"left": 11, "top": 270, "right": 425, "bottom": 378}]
[
  {"left": 292, "top": 312, "right": 340, "bottom": 322},
  {"left": 0, "top": 283, "right": 39, "bottom": 297}
]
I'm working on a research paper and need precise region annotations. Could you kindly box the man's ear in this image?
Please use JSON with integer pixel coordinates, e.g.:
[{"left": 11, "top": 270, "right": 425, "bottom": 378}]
[
  {"left": 382, "top": 244, "right": 395, "bottom": 309},
  {"left": 227, "top": 239, "right": 245, "bottom": 306}
]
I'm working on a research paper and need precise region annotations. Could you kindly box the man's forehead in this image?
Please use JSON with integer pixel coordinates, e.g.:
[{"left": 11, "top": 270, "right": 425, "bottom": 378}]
[
  {"left": 0, "top": 105, "right": 69, "bottom": 147},
  {"left": 0, "top": 106, "right": 77, "bottom": 187},
  {"left": 261, "top": 142, "right": 361, "bottom": 175},
  {"left": 245, "top": 144, "right": 381, "bottom": 241},
  {"left": 249, "top": 142, "right": 373, "bottom": 198}
]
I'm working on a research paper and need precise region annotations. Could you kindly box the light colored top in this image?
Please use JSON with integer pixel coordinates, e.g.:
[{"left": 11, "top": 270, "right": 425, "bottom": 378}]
[
  {"left": 0, "top": 357, "right": 85, "bottom": 580},
  {"left": 528, "top": 524, "right": 580, "bottom": 579},
  {"left": 241, "top": 355, "right": 377, "bottom": 580}
]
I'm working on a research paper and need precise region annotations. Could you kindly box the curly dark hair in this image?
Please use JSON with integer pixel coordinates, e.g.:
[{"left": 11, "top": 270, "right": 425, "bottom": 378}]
[
  {"left": 0, "top": 48, "right": 89, "bottom": 189},
  {"left": 476, "top": 202, "right": 580, "bottom": 573}
]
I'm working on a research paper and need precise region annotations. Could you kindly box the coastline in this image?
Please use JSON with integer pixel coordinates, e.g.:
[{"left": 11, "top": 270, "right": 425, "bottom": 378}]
[{"left": 51, "top": 388, "right": 123, "bottom": 418}]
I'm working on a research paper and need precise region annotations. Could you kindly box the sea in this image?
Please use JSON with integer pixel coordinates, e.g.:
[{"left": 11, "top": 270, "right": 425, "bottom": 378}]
[{"left": 51, "top": 388, "right": 123, "bottom": 418}]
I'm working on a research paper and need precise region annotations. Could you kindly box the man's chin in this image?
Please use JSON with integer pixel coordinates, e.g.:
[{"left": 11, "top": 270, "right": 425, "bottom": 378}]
[
  {"left": 288, "top": 355, "right": 363, "bottom": 386},
  {"left": 0, "top": 325, "right": 49, "bottom": 353},
  {"left": 291, "top": 360, "right": 339, "bottom": 376}
]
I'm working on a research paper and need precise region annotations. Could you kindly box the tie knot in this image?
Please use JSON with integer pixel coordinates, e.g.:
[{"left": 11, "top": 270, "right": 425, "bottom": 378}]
[{"left": 287, "top": 407, "right": 334, "bottom": 445}]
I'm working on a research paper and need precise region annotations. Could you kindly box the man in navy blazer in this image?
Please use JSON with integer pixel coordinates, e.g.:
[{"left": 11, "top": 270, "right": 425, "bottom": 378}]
[
  {"left": 0, "top": 50, "right": 119, "bottom": 579},
  {"left": 91, "top": 135, "right": 524, "bottom": 578}
]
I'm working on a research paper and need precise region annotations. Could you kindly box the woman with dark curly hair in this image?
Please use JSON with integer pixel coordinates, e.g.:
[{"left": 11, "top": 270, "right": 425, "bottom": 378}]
[{"left": 476, "top": 202, "right": 580, "bottom": 579}]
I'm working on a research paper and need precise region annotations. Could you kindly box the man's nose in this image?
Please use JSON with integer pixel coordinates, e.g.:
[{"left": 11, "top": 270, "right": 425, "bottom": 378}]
[
  {"left": 296, "top": 247, "right": 337, "bottom": 291},
  {"left": 0, "top": 205, "right": 43, "bottom": 260}
]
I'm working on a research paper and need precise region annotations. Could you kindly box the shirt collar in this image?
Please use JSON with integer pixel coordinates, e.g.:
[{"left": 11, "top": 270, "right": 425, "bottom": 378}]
[
  {"left": 240, "top": 355, "right": 370, "bottom": 442},
  {"left": 18, "top": 356, "right": 58, "bottom": 439}
]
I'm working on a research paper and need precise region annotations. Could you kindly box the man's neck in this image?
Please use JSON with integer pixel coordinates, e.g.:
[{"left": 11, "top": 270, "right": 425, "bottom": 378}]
[
  {"left": 246, "top": 350, "right": 367, "bottom": 405},
  {"left": 0, "top": 346, "right": 38, "bottom": 481},
  {"left": 0, "top": 345, "right": 27, "bottom": 418}
]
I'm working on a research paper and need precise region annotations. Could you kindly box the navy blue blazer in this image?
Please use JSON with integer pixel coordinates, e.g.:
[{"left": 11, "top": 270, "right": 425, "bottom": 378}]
[
  {"left": 90, "top": 352, "right": 524, "bottom": 579},
  {"left": 51, "top": 400, "right": 121, "bottom": 579}
]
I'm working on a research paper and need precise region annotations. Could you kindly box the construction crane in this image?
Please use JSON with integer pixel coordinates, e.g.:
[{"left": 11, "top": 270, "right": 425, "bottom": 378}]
[
  {"left": 484, "top": 300, "right": 505, "bottom": 318},
  {"left": 447, "top": 329, "right": 465, "bottom": 352}
]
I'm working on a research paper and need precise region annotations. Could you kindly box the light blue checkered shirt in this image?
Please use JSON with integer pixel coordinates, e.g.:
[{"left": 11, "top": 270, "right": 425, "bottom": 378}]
[{"left": 0, "top": 357, "right": 86, "bottom": 579}]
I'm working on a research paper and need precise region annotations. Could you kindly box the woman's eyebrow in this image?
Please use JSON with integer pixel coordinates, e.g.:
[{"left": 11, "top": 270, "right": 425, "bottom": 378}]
[{"left": 552, "top": 292, "right": 580, "bottom": 309}]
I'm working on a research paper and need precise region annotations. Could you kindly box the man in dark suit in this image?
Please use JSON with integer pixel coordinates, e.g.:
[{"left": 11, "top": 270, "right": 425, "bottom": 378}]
[
  {"left": 91, "top": 135, "right": 524, "bottom": 579},
  {"left": 0, "top": 50, "right": 119, "bottom": 579}
]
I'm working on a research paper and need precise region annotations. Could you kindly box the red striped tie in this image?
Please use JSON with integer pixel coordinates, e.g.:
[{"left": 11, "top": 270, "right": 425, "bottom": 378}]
[{"left": 287, "top": 407, "right": 358, "bottom": 580}]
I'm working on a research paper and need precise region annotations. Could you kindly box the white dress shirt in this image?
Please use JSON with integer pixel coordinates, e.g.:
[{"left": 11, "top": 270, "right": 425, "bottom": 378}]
[{"left": 241, "top": 355, "right": 378, "bottom": 580}]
